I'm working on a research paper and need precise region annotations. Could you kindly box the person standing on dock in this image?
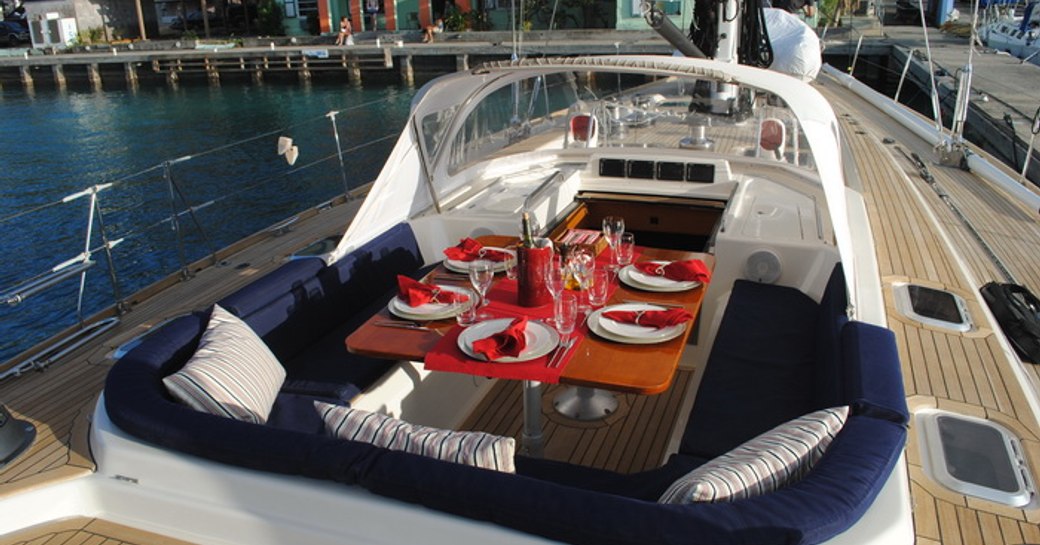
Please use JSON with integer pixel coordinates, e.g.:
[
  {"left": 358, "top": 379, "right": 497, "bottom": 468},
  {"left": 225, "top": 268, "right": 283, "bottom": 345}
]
[
  {"left": 365, "top": 0, "right": 379, "bottom": 31},
  {"left": 335, "top": 16, "right": 354, "bottom": 45}
]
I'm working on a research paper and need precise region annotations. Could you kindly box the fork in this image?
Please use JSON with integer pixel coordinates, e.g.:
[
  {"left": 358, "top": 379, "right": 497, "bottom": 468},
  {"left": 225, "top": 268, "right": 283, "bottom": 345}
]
[
  {"left": 621, "top": 299, "right": 685, "bottom": 309},
  {"left": 374, "top": 320, "right": 434, "bottom": 332},
  {"left": 549, "top": 337, "right": 575, "bottom": 368}
]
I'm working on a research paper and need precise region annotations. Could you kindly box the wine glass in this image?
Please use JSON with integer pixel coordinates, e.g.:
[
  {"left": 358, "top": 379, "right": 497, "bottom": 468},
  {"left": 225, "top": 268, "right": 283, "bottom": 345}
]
[
  {"left": 469, "top": 260, "right": 494, "bottom": 317},
  {"left": 617, "top": 232, "right": 635, "bottom": 267},
  {"left": 602, "top": 216, "right": 625, "bottom": 264},
  {"left": 569, "top": 246, "right": 595, "bottom": 311},
  {"left": 555, "top": 292, "right": 578, "bottom": 338},
  {"left": 588, "top": 267, "right": 610, "bottom": 307}
]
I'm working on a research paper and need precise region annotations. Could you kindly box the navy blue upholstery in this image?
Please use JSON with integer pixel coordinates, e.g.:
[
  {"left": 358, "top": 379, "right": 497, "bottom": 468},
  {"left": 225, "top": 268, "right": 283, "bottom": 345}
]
[
  {"left": 813, "top": 265, "right": 850, "bottom": 408},
  {"left": 218, "top": 258, "right": 325, "bottom": 319},
  {"left": 841, "top": 322, "right": 910, "bottom": 424},
  {"left": 680, "top": 279, "right": 821, "bottom": 458},
  {"left": 679, "top": 265, "right": 907, "bottom": 459},
  {"left": 105, "top": 253, "right": 908, "bottom": 545},
  {"left": 358, "top": 415, "right": 905, "bottom": 545},
  {"left": 514, "top": 453, "right": 709, "bottom": 502},
  {"left": 107, "top": 222, "right": 426, "bottom": 470}
]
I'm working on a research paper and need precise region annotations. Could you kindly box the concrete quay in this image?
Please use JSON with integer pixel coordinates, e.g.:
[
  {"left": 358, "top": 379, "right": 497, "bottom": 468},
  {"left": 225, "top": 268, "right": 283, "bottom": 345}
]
[{"left": 0, "top": 30, "right": 674, "bottom": 89}]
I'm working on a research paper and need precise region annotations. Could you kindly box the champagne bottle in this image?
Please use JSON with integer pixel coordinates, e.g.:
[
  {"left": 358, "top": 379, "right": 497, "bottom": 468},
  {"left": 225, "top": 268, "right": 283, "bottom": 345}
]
[{"left": 521, "top": 212, "right": 534, "bottom": 248}]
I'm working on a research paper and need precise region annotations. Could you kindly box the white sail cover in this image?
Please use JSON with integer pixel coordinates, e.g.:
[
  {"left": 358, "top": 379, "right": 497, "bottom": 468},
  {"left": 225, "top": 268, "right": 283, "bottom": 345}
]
[{"left": 765, "top": 8, "right": 821, "bottom": 81}]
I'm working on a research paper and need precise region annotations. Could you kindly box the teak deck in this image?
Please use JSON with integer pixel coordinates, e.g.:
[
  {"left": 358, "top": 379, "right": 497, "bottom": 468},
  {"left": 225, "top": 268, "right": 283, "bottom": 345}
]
[
  {"left": 821, "top": 78, "right": 1040, "bottom": 544},
  {"left": 6, "top": 74, "right": 1040, "bottom": 544}
]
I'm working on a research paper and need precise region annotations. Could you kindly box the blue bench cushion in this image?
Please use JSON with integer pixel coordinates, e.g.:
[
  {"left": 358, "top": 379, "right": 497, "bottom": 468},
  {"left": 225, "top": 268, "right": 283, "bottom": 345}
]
[
  {"left": 661, "top": 406, "right": 849, "bottom": 504},
  {"left": 345, "top": 222, "right": 425, "bottom": 296},
  {"left": 514, "top": 453, "right": 708, "bottom": 502},
  {"left": 680, "top": 279, "right": 821, "bottom": 459},
  {"left": 217, "top": 222, "right": 424, "bottom": 364},
  {"left": 356, "top": 415, "right": 905, "bottom": 545},
  {"left": 813, "top": 265, "right": 850, "bottom": 409},
  {"left": 267, "top": 392, "right": 347, "bottom": 434},
  {"left": 841, "top": 322, "right": 909, "bottom": 424},
  {"left": 219, "top": 258, "right": 325, "bottom": 319}
]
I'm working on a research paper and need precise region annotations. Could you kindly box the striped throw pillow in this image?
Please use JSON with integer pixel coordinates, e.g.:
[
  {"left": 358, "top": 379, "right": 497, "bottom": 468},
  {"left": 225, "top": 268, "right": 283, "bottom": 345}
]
[
  {"left": 316, "top": 402, "right": 516, "bottom": 473},
  {"left": 163, "top": 305, "right": 286, "bottom": 424},
  {"left": 659, "top": 406, "right": 849, "bottom": 504}
]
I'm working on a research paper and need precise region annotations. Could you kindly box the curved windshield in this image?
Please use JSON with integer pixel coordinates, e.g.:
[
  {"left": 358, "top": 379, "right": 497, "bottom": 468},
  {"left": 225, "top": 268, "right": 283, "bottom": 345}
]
[{"left": 432, "top": 69, "right": 816, "bottom": 175}]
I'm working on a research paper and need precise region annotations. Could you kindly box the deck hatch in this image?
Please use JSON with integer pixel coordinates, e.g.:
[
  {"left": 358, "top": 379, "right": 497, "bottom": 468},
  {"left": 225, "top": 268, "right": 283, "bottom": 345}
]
[
  {"left": 919, "top": 411, "right": 1034, "bottom": 507},
  {"left": 893, "top": 283, "right": 973, "bottom": 332}
]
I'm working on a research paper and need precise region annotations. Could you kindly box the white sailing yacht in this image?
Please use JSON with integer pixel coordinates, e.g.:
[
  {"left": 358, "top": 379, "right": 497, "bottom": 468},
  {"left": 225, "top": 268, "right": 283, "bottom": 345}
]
[{"left": 0, "top": 1, "right": 1039, "bottom": 544}]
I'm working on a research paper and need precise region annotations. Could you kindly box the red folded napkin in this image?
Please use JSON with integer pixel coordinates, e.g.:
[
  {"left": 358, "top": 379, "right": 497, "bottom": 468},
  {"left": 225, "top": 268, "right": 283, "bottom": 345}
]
[
  {"left": 396, "top": 275, "right": 469, "bottom": 307},
  {"left": 444, "top": 238, "right": 513, "bottom": 262},
  {"left": 472, "top": 317, "right": 529, "bottom": 360},
  {"left": 601, "top": 308, "right": 693, "bottom": 329},
  {"left": 633, "top": 260, "right": 711, "bottom": 283}
]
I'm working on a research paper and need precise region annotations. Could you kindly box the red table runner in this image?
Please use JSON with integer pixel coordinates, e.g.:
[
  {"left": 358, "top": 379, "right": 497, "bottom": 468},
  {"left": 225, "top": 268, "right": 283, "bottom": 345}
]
[
  {"left": 424, "top": 280, "right": 574, "bottom": 383},
  {"left": 423, "top": 247, "right": 632, "bottom": 383}
]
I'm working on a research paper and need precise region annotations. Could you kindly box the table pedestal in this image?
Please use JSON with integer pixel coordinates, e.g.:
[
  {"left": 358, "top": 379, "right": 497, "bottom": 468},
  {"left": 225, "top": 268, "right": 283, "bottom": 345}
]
[
  {"left": 522, "top": 380, "right": 544, "bottom": 457},
  {"left": 553, "top": 386, "right": 618, "bottom": 421}
]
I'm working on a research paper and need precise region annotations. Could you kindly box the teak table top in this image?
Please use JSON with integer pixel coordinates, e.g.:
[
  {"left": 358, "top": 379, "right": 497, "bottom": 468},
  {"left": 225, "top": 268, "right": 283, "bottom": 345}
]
[{"left": 346, "top": 235, "right": 712, "bottom": 395}]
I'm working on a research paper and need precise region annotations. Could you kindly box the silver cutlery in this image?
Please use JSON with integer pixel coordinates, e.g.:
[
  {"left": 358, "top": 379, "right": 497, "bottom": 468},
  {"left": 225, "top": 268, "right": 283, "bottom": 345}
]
[
  {"left": 374, "top": 320, "right": 434, "bottom": 332},
  {"left": 549, "top": 337, "right": 576, "bottom": 368},
  {"left": 621, "top": 299, "right": 685, "bottom": 308}
]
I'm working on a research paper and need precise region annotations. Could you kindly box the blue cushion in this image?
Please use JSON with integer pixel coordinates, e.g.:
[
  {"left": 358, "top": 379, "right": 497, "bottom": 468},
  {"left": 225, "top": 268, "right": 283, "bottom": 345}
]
[
  {"left": 814, "top": 265, "right": 850, "bottom": 409},
  {"left": 280, "top": 379, "right": 359, "bottom": 401},
  {"left": 356, "top": 415, "right": 905, "bottom": 545},
  {"left": 349, "top": 222, "right": 425, "bottom": 297},
  {"left": 219, "top": 258, "right": 325, "bottom": 318},
  {"left": 515, "top": 453, "right": 708, "bottom": 502},
  {"left": 284, "top": 318, "right": 394, "bottom": 399},
  {"left": 267, "top": 392, "right": 347, "bottom": 434},
  {"left": 216, "top": 222, "right": 424, "bottom": 364},
  {"left": 841, "top": 322, "right": 910, "bottom": 424},
  {"left": 680, "top": 280, "right": 820, "bottom": 458},
  {"left": 106, "top": 312, "right": 324, "bottom": 474}
]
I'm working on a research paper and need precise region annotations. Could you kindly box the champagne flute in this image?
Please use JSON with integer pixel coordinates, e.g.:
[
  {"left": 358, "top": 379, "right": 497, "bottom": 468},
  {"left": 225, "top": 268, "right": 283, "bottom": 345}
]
[
  {"left": 602, "top": 216, "right": 625, "bottom": 264},
  {"left": 545, "top": 255, "right": 567, "bottom": 325},
  {"left": 469, "top": 260, "right": 494, "bottom": 318}
]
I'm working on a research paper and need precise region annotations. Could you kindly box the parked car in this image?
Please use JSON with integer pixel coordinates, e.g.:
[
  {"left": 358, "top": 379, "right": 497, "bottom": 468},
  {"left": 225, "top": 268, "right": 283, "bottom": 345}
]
[{"left": 1, "top": 20, "right": 29, "bottom": 46}]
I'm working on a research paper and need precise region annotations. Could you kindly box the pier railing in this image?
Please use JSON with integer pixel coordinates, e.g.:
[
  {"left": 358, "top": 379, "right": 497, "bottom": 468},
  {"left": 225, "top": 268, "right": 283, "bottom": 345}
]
[{"left": 0, "top": 105, "right": 400, "bottom": 378}]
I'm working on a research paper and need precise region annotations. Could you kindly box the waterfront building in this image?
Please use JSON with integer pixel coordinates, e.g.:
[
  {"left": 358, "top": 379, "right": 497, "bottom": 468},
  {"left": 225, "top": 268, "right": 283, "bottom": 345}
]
[{"left": 291, "top": 0, "right": 691, "bottom": 36}]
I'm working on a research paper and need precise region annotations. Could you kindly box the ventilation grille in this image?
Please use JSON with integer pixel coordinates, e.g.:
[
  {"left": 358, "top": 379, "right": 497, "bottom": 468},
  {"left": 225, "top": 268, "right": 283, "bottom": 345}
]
[{"left": 598, "top": 158, "right": 716, "bottom": 183}]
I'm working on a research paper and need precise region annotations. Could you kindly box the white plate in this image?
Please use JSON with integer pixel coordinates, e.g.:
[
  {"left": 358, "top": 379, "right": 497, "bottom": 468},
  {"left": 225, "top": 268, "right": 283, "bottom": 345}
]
[
  {"left": 389, "top": 285, "right": 473, "bottom": 321},
  {"left": 457, "top": 318, "right": 560, "bottom": 362},
  {"left": 588, "top": 304, "right": 687, "bottom": 345},
  {"left": 443, "top": 247, "right": 516, "bottom": 274},
  {"left": 620, "top": 263, "right": 701, "bottom": 293}
]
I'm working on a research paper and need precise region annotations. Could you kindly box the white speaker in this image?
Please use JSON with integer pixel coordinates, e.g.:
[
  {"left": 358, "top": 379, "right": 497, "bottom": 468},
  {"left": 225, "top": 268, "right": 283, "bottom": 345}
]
[{"left": 744, "top": 250, "right": 782, "bottom": 284}]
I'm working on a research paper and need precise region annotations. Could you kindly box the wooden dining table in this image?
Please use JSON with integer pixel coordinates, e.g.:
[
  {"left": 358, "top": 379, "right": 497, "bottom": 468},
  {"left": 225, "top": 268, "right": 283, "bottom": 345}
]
[{"left": 346, "top": 235, "right": 713, "bottom": 455}]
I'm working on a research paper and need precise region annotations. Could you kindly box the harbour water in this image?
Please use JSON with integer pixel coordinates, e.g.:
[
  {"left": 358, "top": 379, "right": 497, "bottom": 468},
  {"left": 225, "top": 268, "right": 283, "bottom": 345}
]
[{"left": 0, "top": 81, "right": 416, "bottom": 365}]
